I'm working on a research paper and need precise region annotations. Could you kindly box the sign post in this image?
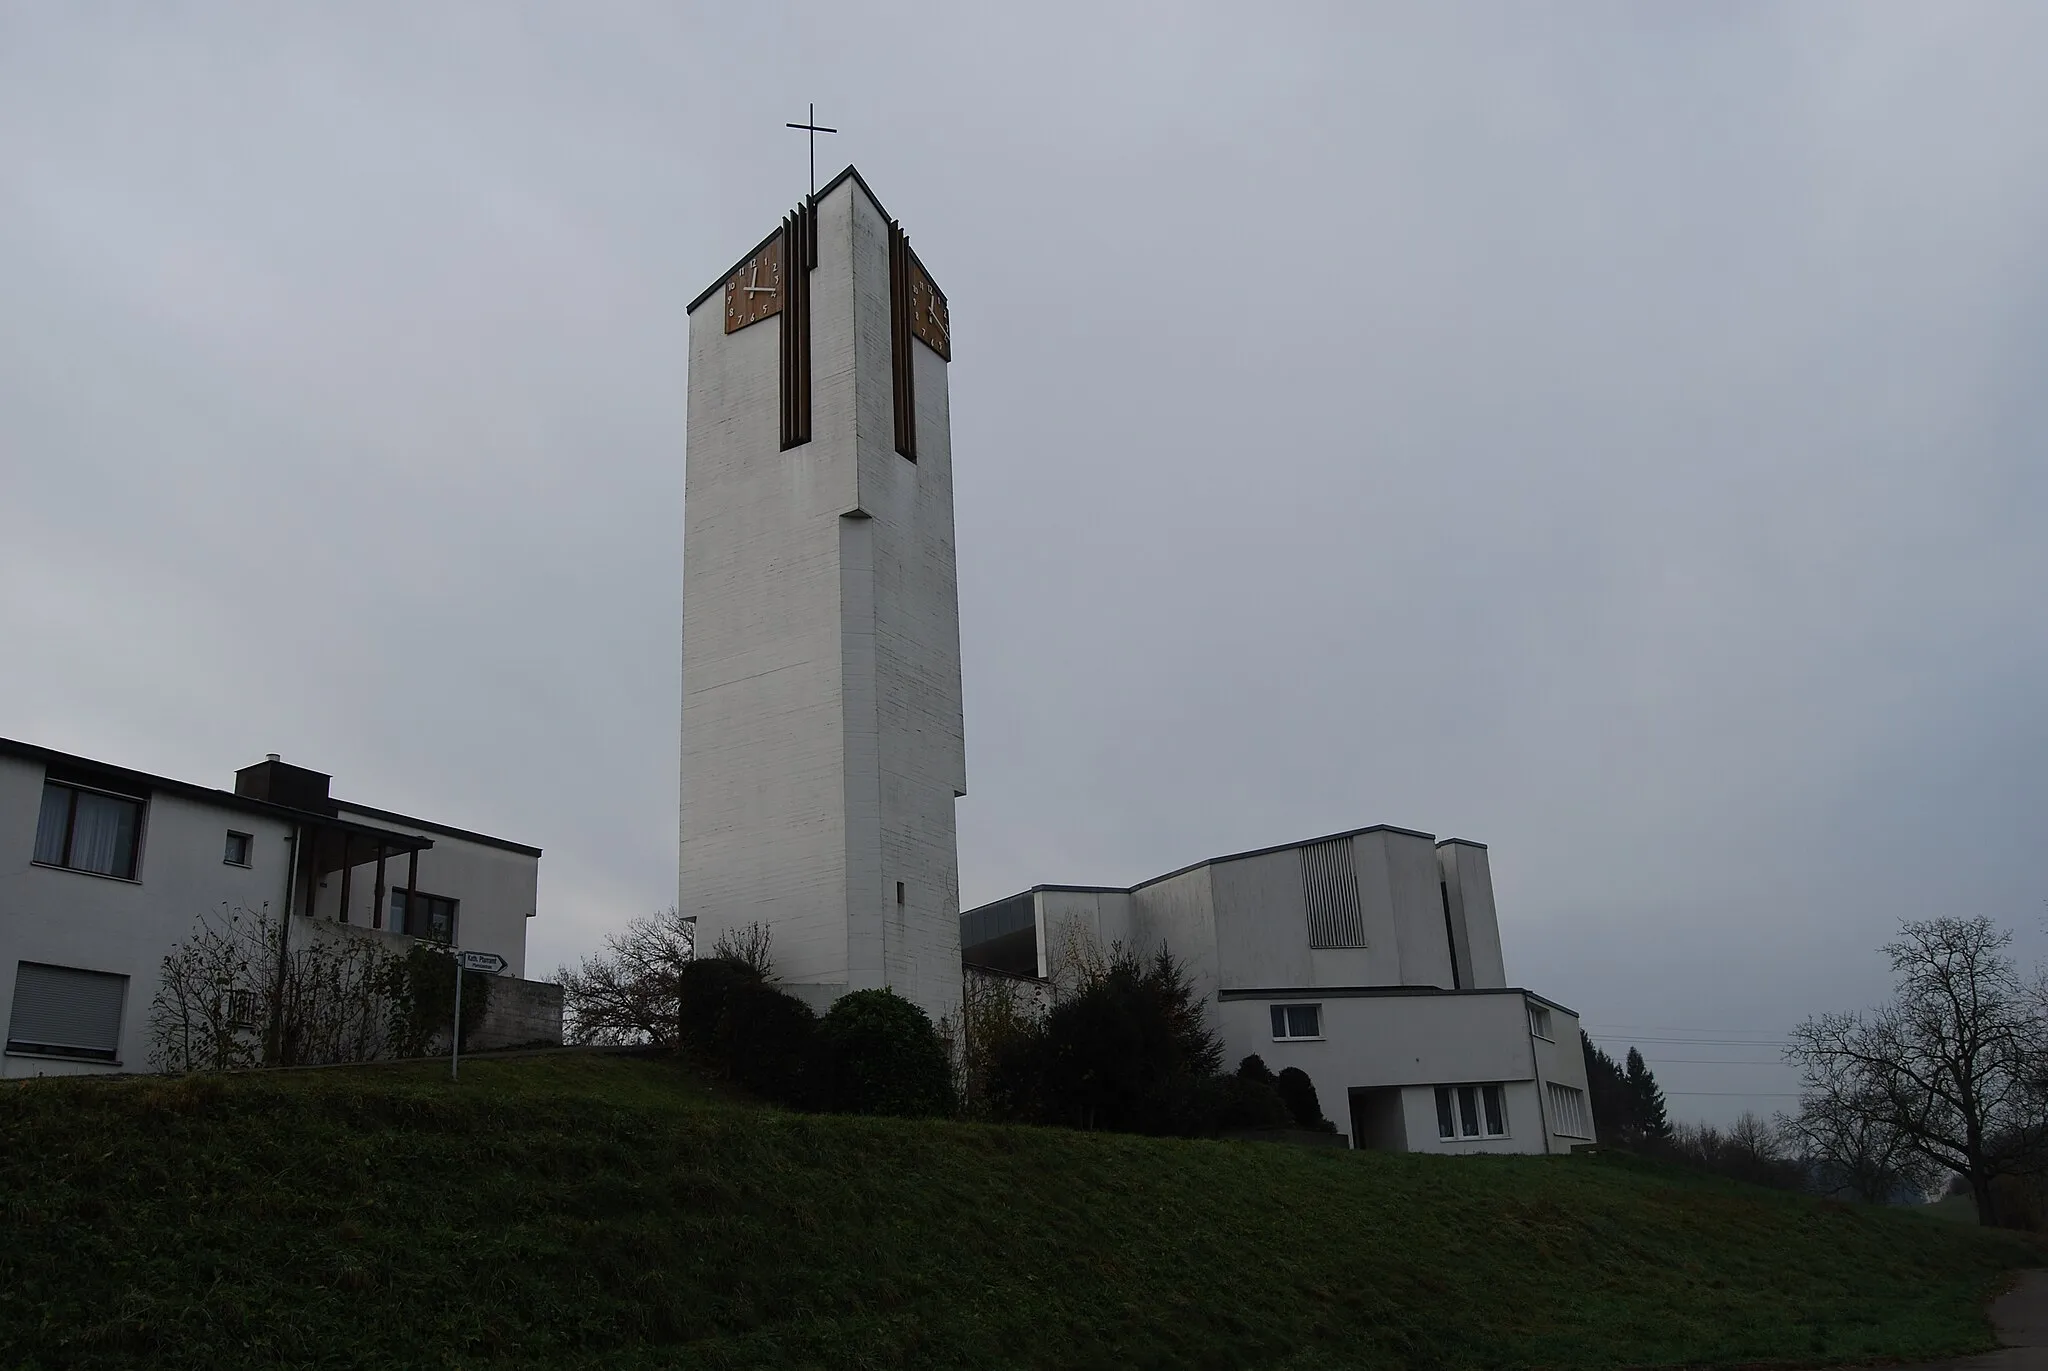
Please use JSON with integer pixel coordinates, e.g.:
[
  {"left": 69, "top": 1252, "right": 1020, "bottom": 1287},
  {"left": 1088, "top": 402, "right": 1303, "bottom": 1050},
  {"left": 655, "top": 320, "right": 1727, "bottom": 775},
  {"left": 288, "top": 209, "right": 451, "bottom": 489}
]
[{"left": 449, "top": 950, "right": 508, "bottom": 1082}]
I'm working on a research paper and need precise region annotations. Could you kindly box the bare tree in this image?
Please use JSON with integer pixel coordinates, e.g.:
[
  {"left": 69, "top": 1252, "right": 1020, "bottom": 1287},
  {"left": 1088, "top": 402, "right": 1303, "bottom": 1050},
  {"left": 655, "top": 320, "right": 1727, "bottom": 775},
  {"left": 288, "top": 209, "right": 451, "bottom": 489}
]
[
  {"left": 1787, "top": 917, "right": 2048, "bottom": 1225},
  {"left": 709, "top": 920, "right": 773, "bottom": 978},
  {"left": 556, "top": 907, "right": 698, "bottom": 1046},
  {"left": 1779, "top": 1057, "right": 1935, "bottom": 1203},
  {"left": 149, "top": 903, "right": 400, "bottom": 1072}
]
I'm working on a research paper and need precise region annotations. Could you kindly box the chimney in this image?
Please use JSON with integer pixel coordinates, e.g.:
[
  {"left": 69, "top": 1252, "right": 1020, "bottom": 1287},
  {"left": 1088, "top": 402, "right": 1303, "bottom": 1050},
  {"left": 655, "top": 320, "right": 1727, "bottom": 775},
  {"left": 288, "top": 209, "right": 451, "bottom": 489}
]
[{"left": 235, "top": 755, "right": 333, "bottom": 813}]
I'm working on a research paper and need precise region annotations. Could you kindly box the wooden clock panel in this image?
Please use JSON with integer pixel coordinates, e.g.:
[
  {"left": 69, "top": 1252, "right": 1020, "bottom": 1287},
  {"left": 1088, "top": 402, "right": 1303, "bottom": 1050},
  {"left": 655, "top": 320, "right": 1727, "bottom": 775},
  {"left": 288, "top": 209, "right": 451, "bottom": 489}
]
[
  {"left": 908, "top": 262, "right": 950, "bottom": 361},
  {"left": 724, "top": 238, "right": 784, "bottom": 333}
]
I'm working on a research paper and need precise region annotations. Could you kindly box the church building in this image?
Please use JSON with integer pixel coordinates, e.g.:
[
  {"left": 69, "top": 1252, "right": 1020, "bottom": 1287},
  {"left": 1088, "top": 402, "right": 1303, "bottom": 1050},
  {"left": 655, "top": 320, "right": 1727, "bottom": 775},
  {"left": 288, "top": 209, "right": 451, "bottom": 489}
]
[
  {"left": 961, "top": 827, "right": 1595, "bottom": 1154},
  {"left": 679, "top": 167, "right": 1590, "bottom": 1154}
]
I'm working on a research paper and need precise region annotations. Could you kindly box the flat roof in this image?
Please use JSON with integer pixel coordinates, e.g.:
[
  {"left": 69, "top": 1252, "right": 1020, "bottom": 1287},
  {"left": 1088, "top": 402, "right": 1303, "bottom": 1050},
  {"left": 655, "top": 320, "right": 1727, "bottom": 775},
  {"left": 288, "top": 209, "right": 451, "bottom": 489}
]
[
  {"left": 0, "top": 737, "right": 536, "bottom": 856},
  {"left": 958, "top": 823, "right": 1465, "bottom": 916}
]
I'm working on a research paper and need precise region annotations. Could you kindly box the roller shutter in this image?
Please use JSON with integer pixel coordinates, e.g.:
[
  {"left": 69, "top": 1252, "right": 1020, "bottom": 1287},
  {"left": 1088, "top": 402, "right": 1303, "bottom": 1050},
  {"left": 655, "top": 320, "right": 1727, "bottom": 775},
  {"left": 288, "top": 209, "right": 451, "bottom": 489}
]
[{"left": 7, "top": 962, "right": 128, "bottom": 1061}]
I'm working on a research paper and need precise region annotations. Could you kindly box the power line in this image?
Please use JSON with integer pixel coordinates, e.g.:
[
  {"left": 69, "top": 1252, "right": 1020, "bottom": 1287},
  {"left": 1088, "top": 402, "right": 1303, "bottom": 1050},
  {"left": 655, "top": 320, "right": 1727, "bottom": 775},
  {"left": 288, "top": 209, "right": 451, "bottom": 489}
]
[{"left": 1662, "top": 1091, "right": 1802, "bottom": 1098}]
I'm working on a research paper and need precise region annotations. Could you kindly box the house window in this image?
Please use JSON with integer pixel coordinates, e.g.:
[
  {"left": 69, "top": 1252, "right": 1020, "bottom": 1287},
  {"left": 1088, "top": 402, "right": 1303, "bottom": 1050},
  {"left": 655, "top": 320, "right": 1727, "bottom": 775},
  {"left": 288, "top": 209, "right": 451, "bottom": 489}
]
[
  {"left": 224, "top": 831, "right": 253, "bottom": 867},
  {"left": 1547, "top": 1082, "right": 1591, "bottom": 1139},
  {"left": 390, "top": 889, "right": 457, "bottom": 943},
  {"left": 1435, "top": 1084, "right": 1509, "bottom": 1140},
  {"left": 1528, "top": 1004, "right": 1552, "bottom": 1039},
  {"left": 32, "top": 781, "right": 143, "bottom": 880},
  {"left": 1270, "top": 1003, "right": 1322, "bottom": 1040},
  {"left": 7, "top": 962, "right": 128, "bottom": 1062}
]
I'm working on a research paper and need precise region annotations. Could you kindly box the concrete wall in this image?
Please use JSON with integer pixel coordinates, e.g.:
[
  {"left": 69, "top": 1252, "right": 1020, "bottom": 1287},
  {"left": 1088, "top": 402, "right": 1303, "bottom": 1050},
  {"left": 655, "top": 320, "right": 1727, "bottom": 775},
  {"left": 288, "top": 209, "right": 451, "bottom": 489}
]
[
  {"left": 681, "top": 171, "right": 965, "bottom": 1026},
  {"left": 468, "top": 974, "right": 564, "bottom": 1052}
]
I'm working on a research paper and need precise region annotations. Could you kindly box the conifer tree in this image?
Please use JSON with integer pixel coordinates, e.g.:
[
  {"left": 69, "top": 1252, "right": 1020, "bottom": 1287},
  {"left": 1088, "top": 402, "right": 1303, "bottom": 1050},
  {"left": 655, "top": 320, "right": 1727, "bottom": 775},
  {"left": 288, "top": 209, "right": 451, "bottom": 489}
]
[
  {"left": 1624, "top": 1046, "right": 1672, "bottom": 1144},
  {"left": 1581, "top": 1030, "right": 1631, "bottom": 1145}
]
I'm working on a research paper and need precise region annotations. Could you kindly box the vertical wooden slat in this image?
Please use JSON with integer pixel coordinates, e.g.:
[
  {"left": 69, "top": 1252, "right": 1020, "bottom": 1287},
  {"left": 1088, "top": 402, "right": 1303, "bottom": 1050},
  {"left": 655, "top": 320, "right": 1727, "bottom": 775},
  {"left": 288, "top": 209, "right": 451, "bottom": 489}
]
[
  {"left": 890, "top": 220, "right": 916, "bottom": 461},
  {"left": 405, "top": 848, "right": 420, "bottom": 938},
  {"left": 779, "top": 198, "right": 815, "bottom": 451},
  {"left": 336, "top": 831, "right": 353, "bottom": 925},
  {"left": 373, "top": 843, "right": 387, "bottom": 930}
]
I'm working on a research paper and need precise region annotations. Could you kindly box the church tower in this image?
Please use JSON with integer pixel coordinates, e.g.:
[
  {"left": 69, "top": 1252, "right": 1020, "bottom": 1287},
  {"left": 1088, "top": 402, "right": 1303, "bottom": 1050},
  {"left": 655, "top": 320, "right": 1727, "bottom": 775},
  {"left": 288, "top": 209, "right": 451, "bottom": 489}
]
[{"left": 679, "top": 168, "right": 966, "bottom": 1025}]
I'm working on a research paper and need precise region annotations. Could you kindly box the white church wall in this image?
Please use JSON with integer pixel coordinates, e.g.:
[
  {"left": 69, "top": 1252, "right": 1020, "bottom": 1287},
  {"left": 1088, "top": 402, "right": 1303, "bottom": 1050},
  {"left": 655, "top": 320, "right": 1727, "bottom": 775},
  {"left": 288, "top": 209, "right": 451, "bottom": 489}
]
[
  {"left": 680, "top": 188, "right": 864, "bottom": 996},
  {"left": 1438, "top": 841, "right": 1507, "bottom": 989},
  {"left": 1130, "top": 864, "right": 1220, "bottom": 1006},
  {"left": 1377, "top": 829, "right": 1456, "bottom": 988}
]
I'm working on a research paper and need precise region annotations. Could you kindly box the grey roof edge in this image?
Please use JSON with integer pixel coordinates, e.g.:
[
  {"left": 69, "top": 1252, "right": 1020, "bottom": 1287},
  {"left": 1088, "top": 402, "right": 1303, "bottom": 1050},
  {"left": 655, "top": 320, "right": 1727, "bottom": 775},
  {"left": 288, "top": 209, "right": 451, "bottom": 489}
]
[
  {"left": 0, "top": 738, "right": 434, "bottom": 851},
  {"left": 685, "top": 164, "right": 890, "bottom": 314},
  {"left": 1435, "top": 837, "right": 1489, "bottom": 850},
  {"left": 333, "top": 801, "right": 543, "bottom": 858},
  {"left": 1218, "top": 984, "right": 1579, "bottom": 1017},
  {"left": 958, "top": 824, "right": 1460, "bottom": 920}
]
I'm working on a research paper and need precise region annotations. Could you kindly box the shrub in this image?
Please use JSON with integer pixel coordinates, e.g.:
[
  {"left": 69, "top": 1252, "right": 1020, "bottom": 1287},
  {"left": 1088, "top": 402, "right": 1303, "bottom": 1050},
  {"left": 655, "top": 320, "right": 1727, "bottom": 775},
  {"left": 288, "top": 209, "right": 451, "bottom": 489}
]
[
  {"left": 386, "top": 941, "right": 492, "bottom": 1058},
  {"left": 820, "top": 989, "right": 954, "bottom": 1118},
  {"left": 1276, "top": 1067, "right": 1336, "bottom": 1132},
  {"left": 675, "top": 957, "right": 764, "bottom": 1053},
  {"left": 1237, "top": 1054, "right": 1277, "bottom": 1087},
  {"left": 1209, "top": 1073, "right": 1292, "bottom": 1133},
  {"left": 715, "top": 980, "right": 817, "bottom": 1107}
]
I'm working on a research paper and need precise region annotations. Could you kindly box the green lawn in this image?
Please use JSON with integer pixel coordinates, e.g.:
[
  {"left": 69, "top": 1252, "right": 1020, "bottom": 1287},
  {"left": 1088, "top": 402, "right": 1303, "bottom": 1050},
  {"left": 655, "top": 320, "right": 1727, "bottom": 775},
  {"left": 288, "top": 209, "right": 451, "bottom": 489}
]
[{"left": 0, "top": 1051, "right": 2036, "bottom": 1369}]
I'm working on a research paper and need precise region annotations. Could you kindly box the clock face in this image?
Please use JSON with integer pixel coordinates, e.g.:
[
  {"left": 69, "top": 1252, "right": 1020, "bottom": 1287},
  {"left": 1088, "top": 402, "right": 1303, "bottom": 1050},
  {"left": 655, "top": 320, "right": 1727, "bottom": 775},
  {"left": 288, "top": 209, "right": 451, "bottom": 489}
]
[
  {"left": 724, "top": 238, "right": 784, "bottom": 334},
  {"left": 909, "top": 263, "right": 950, "bottom": 361}
]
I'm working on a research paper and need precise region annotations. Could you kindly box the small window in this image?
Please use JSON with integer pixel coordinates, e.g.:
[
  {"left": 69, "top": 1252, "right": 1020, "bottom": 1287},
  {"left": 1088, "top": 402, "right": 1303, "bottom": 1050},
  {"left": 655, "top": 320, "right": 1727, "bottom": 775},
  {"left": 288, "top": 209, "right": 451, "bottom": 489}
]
[
  {"left": 1547, "top": 1082, "right": 1591, "bottom": 1139},
  {"left": 1434, "top": 1084, "right": 1509, "bottom": 1139},
  {"left": 226, "top": 988, "right": 258, "bottom": 1029},
  {"left": 1528, "top": 1004, "right": 1552, "bottom": 1039},
  {"left": 7, "top": 962, "right": 128, "bottom": 1061},
  {"left": 1269, "top": 1003, "right": 1322, "bottom": 1040},
  {"left": 390, "top": 889, "right": 458, "bottom": 943},
  {"left": 32, "top": 781, "right": 143, "bottom": 880},
  {"left": 896, "top": 881, "right": 906, "bottom": 905},
  {"left": 224, "top": 831, "right": 253, "bottom": 867}
]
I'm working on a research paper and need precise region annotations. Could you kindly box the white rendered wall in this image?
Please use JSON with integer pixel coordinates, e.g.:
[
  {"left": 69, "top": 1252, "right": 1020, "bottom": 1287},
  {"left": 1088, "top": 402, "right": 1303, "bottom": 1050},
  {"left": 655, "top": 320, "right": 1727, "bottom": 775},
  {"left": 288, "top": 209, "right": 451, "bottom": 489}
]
[
  {"left": 681, "top": 173, "right": 965, "bottom": 1026},
  {"left": 325, "top": 807, "right": 537, "bottom": 978},
  {"left": 0, "top": 756, "right": 294, "bottom": 1076},
  {"left": 1216, "top": 989, "right": 1560, "bottom": 1155}
]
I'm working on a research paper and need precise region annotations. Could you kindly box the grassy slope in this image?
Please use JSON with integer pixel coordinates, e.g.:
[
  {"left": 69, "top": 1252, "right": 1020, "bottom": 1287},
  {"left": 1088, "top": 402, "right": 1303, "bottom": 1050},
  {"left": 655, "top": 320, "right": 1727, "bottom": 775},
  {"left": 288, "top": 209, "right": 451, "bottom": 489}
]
[{"left": 0, "top": 1053, "right": 2037, "bottom": 1371}]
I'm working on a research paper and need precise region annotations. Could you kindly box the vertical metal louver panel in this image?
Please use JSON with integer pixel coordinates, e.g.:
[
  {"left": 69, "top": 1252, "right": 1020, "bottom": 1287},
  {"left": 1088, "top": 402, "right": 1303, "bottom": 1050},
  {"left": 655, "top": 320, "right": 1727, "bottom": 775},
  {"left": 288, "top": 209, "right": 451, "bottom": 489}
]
[
  {"left": 1300, "top": 838, "right": 1367, "bottom": 948},
  {"left": 7, "top": 962, "right": 128, "bottom": 1060}
]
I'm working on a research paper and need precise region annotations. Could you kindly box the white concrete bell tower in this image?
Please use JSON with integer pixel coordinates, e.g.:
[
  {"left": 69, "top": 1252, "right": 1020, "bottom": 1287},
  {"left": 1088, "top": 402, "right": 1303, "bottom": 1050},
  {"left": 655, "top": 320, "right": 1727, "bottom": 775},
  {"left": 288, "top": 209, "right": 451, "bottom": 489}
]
[{"left": 679, "top": 167, "right": 965, "bottom": 1025}]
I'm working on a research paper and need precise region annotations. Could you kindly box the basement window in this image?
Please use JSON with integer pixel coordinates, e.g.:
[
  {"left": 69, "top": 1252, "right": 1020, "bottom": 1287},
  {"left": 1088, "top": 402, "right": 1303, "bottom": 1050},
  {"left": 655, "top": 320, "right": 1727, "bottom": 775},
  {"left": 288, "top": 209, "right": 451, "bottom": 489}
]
[
  {"left": 1435, "top": 1084, "right": 1508, "bottom": 1140},
  {"left": 6, "top": 962, "right": 128, "bottom": 1062},
  {"left": 1270, "top": 1003, "right": 1322, "bottom": 1041}
]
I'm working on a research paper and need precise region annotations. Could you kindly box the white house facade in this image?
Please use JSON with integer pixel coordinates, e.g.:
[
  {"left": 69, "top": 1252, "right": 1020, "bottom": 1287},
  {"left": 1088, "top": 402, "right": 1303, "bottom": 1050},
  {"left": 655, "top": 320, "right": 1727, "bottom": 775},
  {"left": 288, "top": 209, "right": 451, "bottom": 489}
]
[
  {"left": 0, "top": 738, "right": 554, "bottom": 1076},
  {"left": 960, "top": 826, "right": 1594, "bottom": 1154}
]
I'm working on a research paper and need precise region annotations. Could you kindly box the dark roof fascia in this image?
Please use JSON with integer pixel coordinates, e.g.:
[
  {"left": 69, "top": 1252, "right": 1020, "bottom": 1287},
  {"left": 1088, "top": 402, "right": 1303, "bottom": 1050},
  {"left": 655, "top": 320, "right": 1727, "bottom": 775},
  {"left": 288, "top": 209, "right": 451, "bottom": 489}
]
[
  {"left": 1218, "top": 984, "right": 1578, "bottom": 1017},
  {"left": 333, "top": 802, "right": 542, "bottom": 858},
  {"left": 685, "top": 164, "right": 892, "bottom": 314},
  {"left": 1434, "top": 837, "right": 1489, "bottom": 850},
  {"left": 0, "top": 738, "right": 432, "bottom": 851}
]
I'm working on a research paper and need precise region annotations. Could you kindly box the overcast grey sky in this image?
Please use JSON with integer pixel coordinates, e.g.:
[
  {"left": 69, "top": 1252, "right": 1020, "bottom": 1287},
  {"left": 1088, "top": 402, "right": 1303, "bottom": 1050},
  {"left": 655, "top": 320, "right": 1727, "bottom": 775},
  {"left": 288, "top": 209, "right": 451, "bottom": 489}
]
[{"left": 4, "top": 4, "right": 2044, "bottom": 1123}]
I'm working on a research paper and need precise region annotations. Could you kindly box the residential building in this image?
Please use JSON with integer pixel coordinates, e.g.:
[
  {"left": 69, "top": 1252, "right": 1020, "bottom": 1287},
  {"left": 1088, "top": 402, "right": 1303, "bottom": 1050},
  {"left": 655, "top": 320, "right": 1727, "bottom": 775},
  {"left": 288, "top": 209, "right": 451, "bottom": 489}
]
[
  {"left": 959, "top": 825, "right": 1594, "bottom": 1154},
  {"left": 0, "top": 738, "right": 556, "bottom": 1075}
]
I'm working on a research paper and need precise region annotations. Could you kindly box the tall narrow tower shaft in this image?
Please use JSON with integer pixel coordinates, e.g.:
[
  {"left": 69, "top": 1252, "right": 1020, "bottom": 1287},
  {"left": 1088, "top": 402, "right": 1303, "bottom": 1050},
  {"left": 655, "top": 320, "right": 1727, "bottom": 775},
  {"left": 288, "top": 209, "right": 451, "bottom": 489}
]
[{"left": 679, "top": 168, "right": 965, "bottom": 1024}]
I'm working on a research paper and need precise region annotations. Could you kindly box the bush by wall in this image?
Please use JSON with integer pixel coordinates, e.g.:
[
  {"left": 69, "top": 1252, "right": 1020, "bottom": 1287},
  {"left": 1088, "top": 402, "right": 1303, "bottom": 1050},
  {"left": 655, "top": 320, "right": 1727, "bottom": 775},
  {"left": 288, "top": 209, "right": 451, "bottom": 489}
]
[
  {"left": 1276, "top": 1066, "right": 1337, "bottom": 1133},
  {"left": 714, "top": 980, "right": 818, "bottom": 1107},
  {"left": 819, "top": 989, "right": 954, "bottom": 1118},
  {"left": 676, "top": 957, "right": 764, "bottom": 1053}
]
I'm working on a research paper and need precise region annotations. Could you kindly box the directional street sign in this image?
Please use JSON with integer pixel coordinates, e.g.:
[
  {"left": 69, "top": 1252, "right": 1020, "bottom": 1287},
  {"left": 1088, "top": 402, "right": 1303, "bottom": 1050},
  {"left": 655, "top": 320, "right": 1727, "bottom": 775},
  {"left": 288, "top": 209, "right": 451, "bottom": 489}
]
[{"left": 458, "top": 950, "right": 507, "bottom": 975}]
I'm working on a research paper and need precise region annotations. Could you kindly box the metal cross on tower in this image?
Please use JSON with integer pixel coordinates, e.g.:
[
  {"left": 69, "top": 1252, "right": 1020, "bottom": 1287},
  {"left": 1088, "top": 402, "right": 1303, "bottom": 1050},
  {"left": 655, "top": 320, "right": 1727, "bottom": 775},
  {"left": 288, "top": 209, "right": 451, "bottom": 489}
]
[{"left": 785, "top": 103, "right": 838, "bottom": 198}]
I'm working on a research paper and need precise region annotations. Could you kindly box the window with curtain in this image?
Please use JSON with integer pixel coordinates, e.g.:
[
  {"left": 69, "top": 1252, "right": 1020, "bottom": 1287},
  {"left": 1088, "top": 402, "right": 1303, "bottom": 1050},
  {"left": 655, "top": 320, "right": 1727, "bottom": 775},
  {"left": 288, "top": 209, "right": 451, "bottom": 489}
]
[{"left": 32, "top": 781, "right": 143, "bottom": 880}]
